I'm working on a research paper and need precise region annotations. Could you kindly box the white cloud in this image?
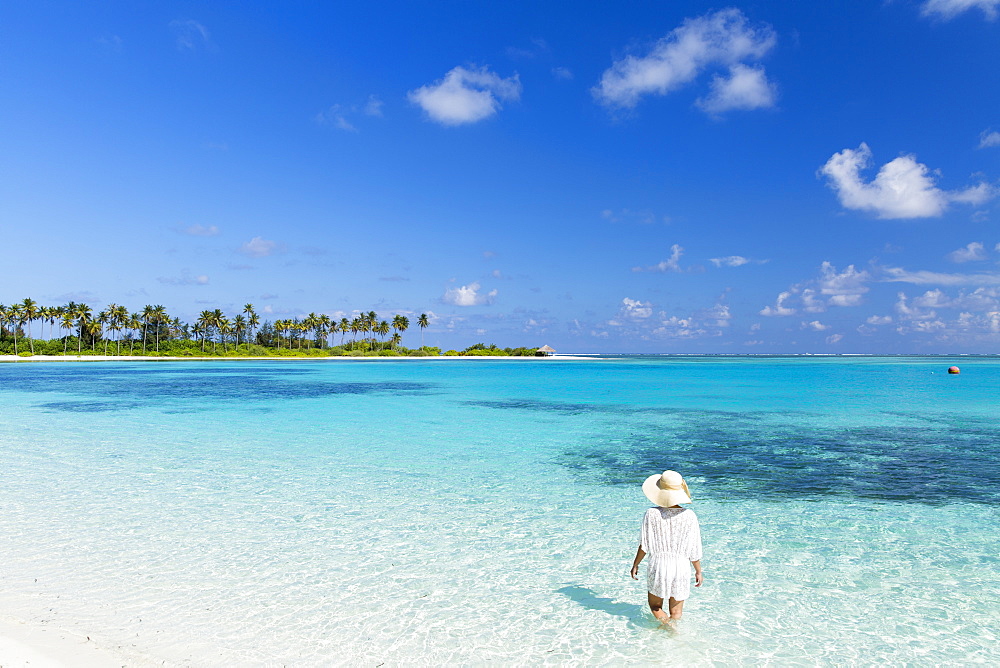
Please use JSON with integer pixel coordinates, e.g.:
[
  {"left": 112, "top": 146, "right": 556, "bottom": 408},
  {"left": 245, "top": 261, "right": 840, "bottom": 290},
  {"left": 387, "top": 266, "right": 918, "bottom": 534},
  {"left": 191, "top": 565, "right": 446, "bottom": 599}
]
[
  {"left": 825, "top": 333, "right": 844, "bottom": 344},
  {"left": 913, "top": 289, "right": 951, "bottom": 308},
  {"left": 408, "top": 66, "right": 521, "bottom": 126},
  {"left": 881, "top": 266, "right": 1000, "bottom": 285},
  {"left": 895, "top": 292, "right": 938, "bottom": 321},
  {"left": 922, "top": 0, "right": 1000, "bottom": 20},
  {"left": 552, "top": 67, "right": 574, "bottom": 80},
  {"left": 947, "top": 241, "right": 988, "bottom": 263},
  {"left": 169, "top": 20, "right": 210, "bottom": 51},
  {"left": 819, "top": 143, "right": 995, "bottom": 219},
  {"left": 978, "top": 129, "right": 1000, "bottom": 149},
  {"left": 239, "top": 236, "right": 280, "bottom": 257},
  {"left": 760, "top": 290, "right": 796, "bottom": 316},
  {"left": 317, "top": 96, "right": 384, "bottom": 132},
  {"left": 364, "top": 95, "right": 384, "bottom": 117},
  {"left": 949, "top": 182, "right": 996, "bottom": 205},
  {"left": 911, "top": 287, "right": 1000, "bottom": 311},
  {"left": 443, "top": 282, "right": 497, "bottom": 306},
  {"left": 696, "top": 64, "right": 776, "bottom": 113},
  {"left": 157, "top": 274, "right": 209, "bottom": 286},
  {"left": 619, "top": 297, "right": 654, "bottom": 320},
  {"left": 800, "top": 288, "right": 826, "bottom": 313},
  {"left": 709, "top": 255, "right": 750, "bottom": 267},
  {"left": 651, "top": 316, "right": 703, "bottom": 339},
  {"left": 818, "top": 262, "right": 870, "bottom": 306},
  {"left": 317, "top": 105, "right": 357, "bottom": 132},
  {"left": 699, "top": 303, "right": 732, "bottom": 327},
  {"left": 593, "top": 8, "right": 776, "bottom": 110},
  {"left": 633, "top": 244, "right": 683, "bottom": 272},
  {"left": 182, "top": 224, "right": 219, "bottom": 237},
  {"left": 761, "top": 262, "right": 870, "bottom": 316},
  {"left": 892, "top": 289, "right": 1000, "bottom": 339},
  {"left": 802, "top": 320, "right": 830, "bottom": 331},
  {"left": 955, "top": 287, "right": 1000, "bottom": 310},
  {"left": 866, "top": 315, "right": 893, "bottom": 325}
]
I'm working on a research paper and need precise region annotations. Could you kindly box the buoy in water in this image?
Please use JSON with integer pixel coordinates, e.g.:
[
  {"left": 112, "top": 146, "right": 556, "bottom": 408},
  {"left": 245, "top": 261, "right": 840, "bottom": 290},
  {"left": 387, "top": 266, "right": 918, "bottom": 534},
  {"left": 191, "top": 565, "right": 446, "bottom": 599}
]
[{"left": 947, "top": 366, "right": 960, "bottom": 374}]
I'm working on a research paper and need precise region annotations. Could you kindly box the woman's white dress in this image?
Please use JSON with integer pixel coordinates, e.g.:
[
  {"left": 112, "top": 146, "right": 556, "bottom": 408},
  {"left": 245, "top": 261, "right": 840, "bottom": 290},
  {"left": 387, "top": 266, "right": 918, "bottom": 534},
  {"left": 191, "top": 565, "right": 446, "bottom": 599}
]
[{"left": 640, "top": 507, "right": 702, "bottom": 600}]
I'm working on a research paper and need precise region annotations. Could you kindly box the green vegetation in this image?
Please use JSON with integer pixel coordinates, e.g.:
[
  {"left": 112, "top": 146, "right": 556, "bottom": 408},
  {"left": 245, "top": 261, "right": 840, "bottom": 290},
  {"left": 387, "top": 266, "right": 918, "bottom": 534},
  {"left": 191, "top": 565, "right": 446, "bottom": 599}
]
[{"left": 0, "top": 299, "right": 546, "bottom": 358}]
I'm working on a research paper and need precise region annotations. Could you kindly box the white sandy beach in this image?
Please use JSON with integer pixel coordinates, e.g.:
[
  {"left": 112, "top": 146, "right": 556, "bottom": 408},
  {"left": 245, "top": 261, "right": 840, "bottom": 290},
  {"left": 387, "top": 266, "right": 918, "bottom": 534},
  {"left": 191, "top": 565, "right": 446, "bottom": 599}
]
[
  {"left": 0, "top": 354, "right": 595, "bottom": 363},
  {"left": 0, "top": 617, "right": 144, "bottom": 668}
]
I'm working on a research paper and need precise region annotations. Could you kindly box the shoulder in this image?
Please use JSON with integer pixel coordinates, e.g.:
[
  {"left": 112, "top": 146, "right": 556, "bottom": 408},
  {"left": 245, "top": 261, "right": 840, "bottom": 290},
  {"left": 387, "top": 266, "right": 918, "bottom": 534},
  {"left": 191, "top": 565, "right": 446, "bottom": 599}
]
[
  {"left": 643, "top": 507, "right": 660, "bottom": 519},
  {"left": 682, "top": 508, "right": 700, "bottom": 522}
]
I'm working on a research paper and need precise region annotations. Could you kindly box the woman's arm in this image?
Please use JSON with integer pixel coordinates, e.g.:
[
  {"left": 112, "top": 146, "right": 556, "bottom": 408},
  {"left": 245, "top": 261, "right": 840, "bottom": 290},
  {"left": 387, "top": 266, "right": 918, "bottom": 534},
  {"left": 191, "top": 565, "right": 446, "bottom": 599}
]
[
  {"left": 692, "top": 559, "right": 703, "bottom": 587},
  {"left": 630, "top": 544, "right": 646, "bottom": 580}
]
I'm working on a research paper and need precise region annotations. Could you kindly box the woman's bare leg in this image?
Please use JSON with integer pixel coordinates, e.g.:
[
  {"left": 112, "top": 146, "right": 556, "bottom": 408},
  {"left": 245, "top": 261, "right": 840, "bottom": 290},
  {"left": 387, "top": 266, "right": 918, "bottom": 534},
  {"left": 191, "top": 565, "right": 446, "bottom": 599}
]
[
  {"left": 667, "top": 597, "right": 685, "bottom": 620},
  {"left": 647, "top": 592, "right": 669, "bottom": 621}
]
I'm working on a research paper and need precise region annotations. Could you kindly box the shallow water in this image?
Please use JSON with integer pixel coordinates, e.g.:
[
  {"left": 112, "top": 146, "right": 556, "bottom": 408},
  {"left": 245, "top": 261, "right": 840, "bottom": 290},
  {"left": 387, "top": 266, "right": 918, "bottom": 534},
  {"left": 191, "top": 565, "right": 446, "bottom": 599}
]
[{"left": 0, "top": 357, "right": 998, "bottom": 665}]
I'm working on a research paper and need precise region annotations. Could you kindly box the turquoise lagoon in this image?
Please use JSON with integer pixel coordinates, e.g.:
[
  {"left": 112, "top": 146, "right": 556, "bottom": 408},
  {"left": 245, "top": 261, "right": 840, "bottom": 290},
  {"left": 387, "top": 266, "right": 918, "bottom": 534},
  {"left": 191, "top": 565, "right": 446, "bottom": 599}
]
[{"left": 0, "top": 357, "right": 998, "bottom": 665}]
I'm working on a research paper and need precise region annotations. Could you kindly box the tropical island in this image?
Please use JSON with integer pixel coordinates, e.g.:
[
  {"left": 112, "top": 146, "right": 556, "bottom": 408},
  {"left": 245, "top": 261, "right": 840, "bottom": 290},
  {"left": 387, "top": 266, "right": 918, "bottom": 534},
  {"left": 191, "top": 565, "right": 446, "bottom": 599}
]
[{"left": 0, "top": 299, "right": 547, "bottom": 358}]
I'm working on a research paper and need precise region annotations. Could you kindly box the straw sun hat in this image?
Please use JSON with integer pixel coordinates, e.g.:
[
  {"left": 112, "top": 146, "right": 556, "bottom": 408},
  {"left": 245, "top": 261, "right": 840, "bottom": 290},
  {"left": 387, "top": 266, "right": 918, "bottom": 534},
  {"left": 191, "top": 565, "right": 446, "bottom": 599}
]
[{"left": 642, "top": 470, "right": 692, "bottom": 507}]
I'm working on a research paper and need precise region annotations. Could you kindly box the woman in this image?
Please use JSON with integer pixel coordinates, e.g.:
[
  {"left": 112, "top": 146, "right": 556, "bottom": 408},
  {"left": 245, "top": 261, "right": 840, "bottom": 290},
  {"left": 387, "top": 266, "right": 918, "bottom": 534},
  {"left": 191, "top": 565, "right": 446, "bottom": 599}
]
[{"left": 629, "top": 470, "right": 703, "bottom": 624}]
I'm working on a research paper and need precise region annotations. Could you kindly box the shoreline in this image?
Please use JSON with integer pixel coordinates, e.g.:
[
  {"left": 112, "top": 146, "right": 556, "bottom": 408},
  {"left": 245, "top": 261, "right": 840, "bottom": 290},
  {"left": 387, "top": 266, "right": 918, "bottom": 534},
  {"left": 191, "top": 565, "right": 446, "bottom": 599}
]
[
  {"left": 0, "top": 354, "right": 596, "bottom": 363},
  {"left": 0, "top": 615, "right": 146, "bottom": 668}
]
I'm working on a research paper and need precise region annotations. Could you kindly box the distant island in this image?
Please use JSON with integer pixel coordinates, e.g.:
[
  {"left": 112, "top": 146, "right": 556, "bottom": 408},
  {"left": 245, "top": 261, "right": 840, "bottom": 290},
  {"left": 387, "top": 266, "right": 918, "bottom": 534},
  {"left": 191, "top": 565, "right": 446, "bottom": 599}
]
[{"left": 0, "top": 299, "right": 546, "bottom": 358}]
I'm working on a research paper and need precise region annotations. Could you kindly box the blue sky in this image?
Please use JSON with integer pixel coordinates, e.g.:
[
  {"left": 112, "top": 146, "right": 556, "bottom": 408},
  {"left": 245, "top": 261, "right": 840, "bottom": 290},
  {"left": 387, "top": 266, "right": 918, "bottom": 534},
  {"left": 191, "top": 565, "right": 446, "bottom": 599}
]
[{"left": 2, "top": 1, "right": 999, "bottom": 353}]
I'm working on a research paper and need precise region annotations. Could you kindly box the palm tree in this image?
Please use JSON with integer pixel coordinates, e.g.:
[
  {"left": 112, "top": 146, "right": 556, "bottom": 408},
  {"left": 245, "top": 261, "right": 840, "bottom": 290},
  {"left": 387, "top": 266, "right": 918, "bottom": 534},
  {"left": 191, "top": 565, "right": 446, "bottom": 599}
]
[
  {"left": 128, "top": 313, "right": 142, "bottom": 354},
  {"left": 320, "top": 314, "right": 332, "bottom": 348},
  {"left": 196, "top": 310, "right": 212, "bottom": 352},
  {"left": 233, "top": 314, "right": 247, "bottom": 350},
  {"left": 9, "top": 304, "right": 23, "bottom": 355},
  {"left": 74, "top": 303, "right": 93, "bottom": 354},
  {"left": 242, "top": 304, "right": 257, "bottom": 345},
  {"left": 296, "top": 320, "right": 306, "bottom": 349},
  {"left": 46, "top": 306, "right": 60, "bottom": 343},
  {"left": 376, "top": 320, "right": 390, "bottom": 349},
  {"left": 190, "top": 322, "right": 204, "bottom": 350},
  {"left": 367, "top": 311, "right": 377, "bottom": 348},
  {"left": 325, "top": 316, "right": 337, "bottom": 348},
  {"left": 140, "top": 305, "right": 155, "bottom": 354},
  {"left": 20, "top": 298, "right": 38, "bottom": 354},
  {"left": 60, "top": 311, "right": 75, "bottom": 354},
  {"left": 305, "top": 313, "right": 319, "bottom": 349},
  {"left": 390, "top": 332, "right": 402, "bottom": 350},
  {"left": 151, "top": 305, "right": 167, "bottom": 352},
  {"left": 210, "top": 309, "right": 224, "bottom": 353},
  {"left": 219, "top": 317, "right": 232, "bottom": 354},
  {"left": 98, "top": 310, "right": 111, "bottom": 354},
  {"left": 418, "top": 313, "right": 429, "bottom": 348},
  {"left": 197, "top": 311, "right": 212, "bottom": 352},
  {"left": 339, "top": 317, "right": 350, "bottom": 346},
  {"left": 247, "top": 311, "right": 260, "bottom": 347},
  {"left": 274, "top": 320, "right": 286, "bottom": 350},
  {"left": 37, "top": 305, "right": 52, "bottom": 342},
  {"left": 112, "top": 304, "right": 128, "bottom": 355},
  {"left": 85, "top": 320, "right": 102, "bottom": 352},
  {"left": 360, "top": 313, "right": 374, "bottom": 350},
  {"left": 392, "top": 315, "right": 409, "bottom": 350}
]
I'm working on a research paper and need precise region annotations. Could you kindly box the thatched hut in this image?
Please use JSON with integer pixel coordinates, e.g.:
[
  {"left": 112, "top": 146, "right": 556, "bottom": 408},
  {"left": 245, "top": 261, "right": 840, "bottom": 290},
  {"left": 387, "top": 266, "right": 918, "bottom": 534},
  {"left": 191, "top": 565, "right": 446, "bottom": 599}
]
[{"left": 536, "top": 345, "right": 556, "bottom": 357}]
